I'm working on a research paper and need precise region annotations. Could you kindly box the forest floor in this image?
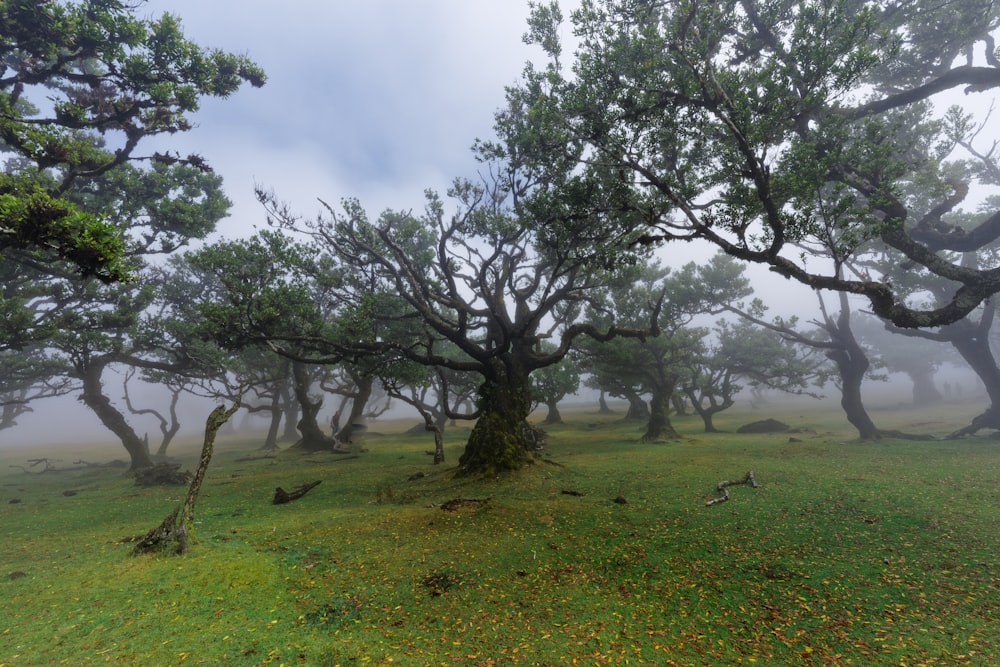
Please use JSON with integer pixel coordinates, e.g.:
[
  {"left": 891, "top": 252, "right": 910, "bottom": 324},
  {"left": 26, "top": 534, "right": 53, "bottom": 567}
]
[{"left": 1, "top": 399, "right": 997, "bottom": 666}]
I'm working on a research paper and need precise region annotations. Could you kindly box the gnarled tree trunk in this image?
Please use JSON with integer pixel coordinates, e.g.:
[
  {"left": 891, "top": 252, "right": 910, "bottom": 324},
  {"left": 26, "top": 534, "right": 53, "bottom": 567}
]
[
  {"left": 542, "top": 399, "right": 563, "bottom": 424},
  {"left": 459, "top": 361, "right": 533, "bottom": 476},
  {"left": 338, "top": 374, "right": 373, "bottom": 444},
  {"left": 641, "top": 386, "right": 679, "bottom": 442},
  {"left": 132, "top": 398, "right": 241, "bottom": 556},
  {"left": 79, "top": 359, "right": 153, "bottom": 471},
  {"left": 945, "top": 309, "right": 1000, "bottom": 437},
  {"left": 288, "top": 361, "right": 336, "bottom": 452},
  {"left": 623, "top": 390, "right": 650, "bottom": 421}
]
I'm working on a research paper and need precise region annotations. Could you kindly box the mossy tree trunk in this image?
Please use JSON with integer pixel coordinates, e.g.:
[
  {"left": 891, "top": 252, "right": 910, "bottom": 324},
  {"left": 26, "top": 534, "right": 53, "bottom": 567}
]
[
  {"left": 132, "top": 398, "right": 241, "bottom": 556},
  {"left": 641, "top": 386, "right": 679, "bottom": 442},
  {"left": 458, "top": 360, "right": 533, "bottom": 476}
]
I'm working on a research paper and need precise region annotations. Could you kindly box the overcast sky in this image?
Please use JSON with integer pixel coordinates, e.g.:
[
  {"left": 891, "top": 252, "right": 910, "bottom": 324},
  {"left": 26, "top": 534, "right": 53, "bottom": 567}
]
[{"left": 140, "top": 0, "right": 555, "bottom": 238}]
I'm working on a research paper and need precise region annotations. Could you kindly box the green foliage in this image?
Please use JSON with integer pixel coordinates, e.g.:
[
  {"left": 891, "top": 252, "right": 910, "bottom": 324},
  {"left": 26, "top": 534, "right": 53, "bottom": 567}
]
[
  {"left": 1, "top": 403, "right": 998, "bottom": 664},
  {"left": 0, "top": 0, "right": 264, "bottom": 282},
  {"left": 498, "top": 0, "right": 1000, "bottom": 327},
  {"left": 0, "top": 175, "right": 129, "bottom": 281},
  {"left": 530, "top": 344, "right": 580, "bottom": 407}
]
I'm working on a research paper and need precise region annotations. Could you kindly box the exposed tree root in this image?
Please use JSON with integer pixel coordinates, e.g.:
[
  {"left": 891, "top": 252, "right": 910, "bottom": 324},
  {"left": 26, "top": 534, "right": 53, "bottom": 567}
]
[{"left": 948, "top": 409, "right": 1000, "bottom": 439}]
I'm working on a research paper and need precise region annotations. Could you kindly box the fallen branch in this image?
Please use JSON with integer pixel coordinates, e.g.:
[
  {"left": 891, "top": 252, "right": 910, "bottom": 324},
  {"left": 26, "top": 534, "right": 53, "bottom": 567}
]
[
  {"left": 273, "top": 480, "right": 322, "bottom": 505},
  {"left": 706, "top": 471, "right": 758, "bottom": 507}
]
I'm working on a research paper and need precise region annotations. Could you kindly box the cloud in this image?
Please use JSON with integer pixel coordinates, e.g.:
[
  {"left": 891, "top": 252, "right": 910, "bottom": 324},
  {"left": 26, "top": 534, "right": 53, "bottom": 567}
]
[{"left": 139, "top": 0, "right": 546, "bottom": 238}]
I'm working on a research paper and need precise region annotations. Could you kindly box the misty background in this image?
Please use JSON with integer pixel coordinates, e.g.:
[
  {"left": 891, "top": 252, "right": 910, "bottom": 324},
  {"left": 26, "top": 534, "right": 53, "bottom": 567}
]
[{"left": 3, "top": 0, "right": 995, "bottom": 450}]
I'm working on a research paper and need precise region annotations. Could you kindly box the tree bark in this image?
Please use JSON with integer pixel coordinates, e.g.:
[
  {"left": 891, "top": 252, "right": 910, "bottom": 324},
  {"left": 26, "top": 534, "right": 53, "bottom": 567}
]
[
  {"left": 641, "top": 387, "right": 680, "bottom": 441},
  {"left": 458, "top": 361, "right": 533, "bottom": 475},
  {"left": 684, "top": 387, "right": 734, "bottom": 433},
  {"left": 542, "top": 399, "right": 563, "bottom": 424},
  {"left": 598, "top": 391, "right": 614, "bottom": 414},
  {"left": 944, "top": 313, "right": 1000, "bottom": 436},
  {"left": 824, "top": 294, "right": 880, "bottom": 440},
  {"left": 288, "top": 361, "right": 337, "bottom": 452},
  {"left": 79, "top": 359, "right": 154, "bottom": 471},
  {"left": 279, "top": 371, "right": 299, "bottom": 442},
  {"left": 132, "top": 398, "right": 241, "bottom": 556},
  {"left": 623, "top": 390, "right": 650, "bottom": 421},
  {"left": 828, "top": 343, "right": 879, "bottom": 439},
  {"left": 338, "top": 374, "right": 373, "bottom": 444},
  {"left": 273, "top": 480, "right": 321, "bottom": 504},
  {"left": 261, "top": 389, "right": 282, "bottom": 452}
]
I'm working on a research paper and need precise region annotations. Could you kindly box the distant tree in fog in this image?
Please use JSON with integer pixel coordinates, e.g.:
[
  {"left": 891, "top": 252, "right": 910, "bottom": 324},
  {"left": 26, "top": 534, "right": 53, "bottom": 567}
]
[
  {"left": 852, "top": 313, "right": 949, "bottom": 406},
  {"left": 580, "top": 254, "right": 753, "bottom": 441},
  {"left": 681, "top": 319, "right": 825, "bottom": 433},
  {"left": 531, "top": 344, "right": 581, "bottom": 425}
]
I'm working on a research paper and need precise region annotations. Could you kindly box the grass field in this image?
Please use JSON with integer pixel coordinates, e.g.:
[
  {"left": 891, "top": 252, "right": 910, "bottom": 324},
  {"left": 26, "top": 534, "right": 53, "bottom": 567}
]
[{"left": 1, "top": 400, "right": 998, "bottom": 666}]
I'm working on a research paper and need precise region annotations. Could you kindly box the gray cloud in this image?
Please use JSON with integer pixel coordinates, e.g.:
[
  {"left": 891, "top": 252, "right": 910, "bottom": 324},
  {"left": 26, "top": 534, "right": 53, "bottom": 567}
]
[{"left": 140, "top": 1, "right": 547, "bottom": 236}]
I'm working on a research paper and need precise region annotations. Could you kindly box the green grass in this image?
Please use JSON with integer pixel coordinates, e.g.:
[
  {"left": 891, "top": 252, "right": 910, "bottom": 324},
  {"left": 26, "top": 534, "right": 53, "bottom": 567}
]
[{"left": 1, "top": 401, "right": 998, "bottom": 666}]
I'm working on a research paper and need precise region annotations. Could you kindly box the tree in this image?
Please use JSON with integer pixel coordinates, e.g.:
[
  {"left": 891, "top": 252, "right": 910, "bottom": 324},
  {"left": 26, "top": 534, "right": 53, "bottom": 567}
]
[
  {"left": 581, "top": 254, "right": 753, "bottom": 441},
  {"left": 0, "top": 0, "right": 264, "bottom": 285},
  {"left": 11, "top": 161, "right": 242, "bottom": 471},
  {"left": 531, "top": 343, "right": 580, "bottom": 424},
  {"left": 851, "top": 313, "right": 949, "bottom": 406},
  {"left": 495, "top": 0, "right": 1000, "bottom": 331},
  {"left": 681, "top": 319, "right": 823, "bottom": 432},
  {"left": 0, "top": 348, "right": 72, "bottom": 430},
  {"left": 254, "top": 173, "right": 661, "bottom": 475},
  {"left": 186, "top": 231, "right": 343, "bottom": 452}
]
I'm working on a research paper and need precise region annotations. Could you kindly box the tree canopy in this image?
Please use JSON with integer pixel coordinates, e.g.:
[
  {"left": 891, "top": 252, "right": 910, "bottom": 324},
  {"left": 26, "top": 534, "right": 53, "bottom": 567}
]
[
  {"left": 491, "top": 0, "right": 1000, "bottom": 329},
  {"left": 0, "top": 0, "right": 265, "bottom": 283}
]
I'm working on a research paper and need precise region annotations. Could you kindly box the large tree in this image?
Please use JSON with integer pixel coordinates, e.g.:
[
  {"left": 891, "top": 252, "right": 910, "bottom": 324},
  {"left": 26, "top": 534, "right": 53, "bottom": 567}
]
[
  {"left": 0, "top": 0, "right": 264, "bottom": 286},
  {"left": 493, "top": 0, "right": 1000, "bottom": 331},
  {"left": 254, "top": 176, "right": 660, "bottom": 475}
]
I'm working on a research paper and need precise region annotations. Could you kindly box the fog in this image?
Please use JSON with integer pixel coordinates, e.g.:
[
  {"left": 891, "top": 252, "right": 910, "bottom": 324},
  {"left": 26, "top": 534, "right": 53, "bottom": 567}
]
[{"left": 4, "top": 1, "right": 1000, "bottom": 455}]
